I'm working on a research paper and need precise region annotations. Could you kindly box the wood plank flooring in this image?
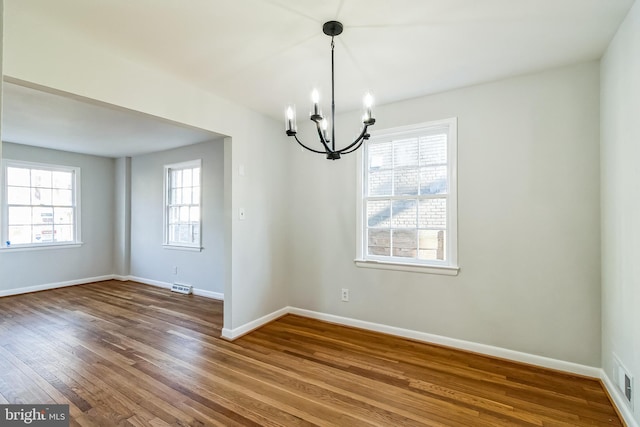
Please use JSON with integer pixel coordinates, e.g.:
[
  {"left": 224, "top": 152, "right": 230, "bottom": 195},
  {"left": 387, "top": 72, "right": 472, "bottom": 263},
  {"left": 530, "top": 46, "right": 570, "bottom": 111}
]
[{"left": 0, "top": 280, "right": 622, "bottom": 426}]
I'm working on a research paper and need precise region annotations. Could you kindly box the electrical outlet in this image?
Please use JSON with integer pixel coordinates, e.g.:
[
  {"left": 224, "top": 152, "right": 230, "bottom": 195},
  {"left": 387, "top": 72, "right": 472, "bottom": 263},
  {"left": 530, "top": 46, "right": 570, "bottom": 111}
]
[{"left": 341, "top": 288, "right": 349, "bottom": 302}]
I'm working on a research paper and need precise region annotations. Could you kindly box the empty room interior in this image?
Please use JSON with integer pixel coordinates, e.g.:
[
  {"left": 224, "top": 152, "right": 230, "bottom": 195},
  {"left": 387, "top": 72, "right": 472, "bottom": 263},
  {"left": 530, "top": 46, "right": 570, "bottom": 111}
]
[{"left": 0, "top": 0, "right": 639, "bottom": 426}]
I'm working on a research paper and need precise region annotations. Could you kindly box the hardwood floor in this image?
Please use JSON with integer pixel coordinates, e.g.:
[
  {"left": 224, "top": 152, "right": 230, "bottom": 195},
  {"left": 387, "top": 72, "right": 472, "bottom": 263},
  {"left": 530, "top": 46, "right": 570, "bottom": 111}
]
[{"left": 0, "top": 280, "right": 622, "bottom": 426}]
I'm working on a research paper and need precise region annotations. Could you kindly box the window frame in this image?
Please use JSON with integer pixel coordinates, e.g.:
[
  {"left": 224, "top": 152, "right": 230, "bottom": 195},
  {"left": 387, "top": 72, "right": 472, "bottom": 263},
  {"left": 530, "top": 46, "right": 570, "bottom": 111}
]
[
  {"left": 355, "top": 118, "right": 459, "bottom": 275},
  {"left": 163, "top": 159, "right": 202, "bottom": 251},
  {"left": 1, "top": 159, "right": 82, "bottom": 250}
]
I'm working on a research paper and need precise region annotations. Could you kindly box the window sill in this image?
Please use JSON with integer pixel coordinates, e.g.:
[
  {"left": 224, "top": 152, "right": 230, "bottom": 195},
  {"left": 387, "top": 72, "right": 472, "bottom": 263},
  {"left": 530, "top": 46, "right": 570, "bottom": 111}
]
[
  {"left": 354, "top": 259, "right": 459, "bottom": 276},
  {"left": 163, "top": 244, "right": 203, "bottom": 252},
  {"left": 0, "top": 242, "right": 83, "bottom": 253}
]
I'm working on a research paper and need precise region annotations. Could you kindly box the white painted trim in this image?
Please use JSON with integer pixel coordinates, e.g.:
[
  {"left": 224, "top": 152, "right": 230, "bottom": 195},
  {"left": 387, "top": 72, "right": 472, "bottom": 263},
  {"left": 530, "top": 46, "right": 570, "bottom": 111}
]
[
  {"left": 354, "top": 259, "right": 459, "bottom": 275},
  {"left": 126, "top": 275, "right": 223, "bottom": 300},
  {"left": 0, "top": 274, "right": 115, "bottom": 297},
  {"left": 193, "top": 288, "right": 224, "bottom": 301},
  {"left": 601, "top": 369, "right": 639, "bottom": 427},
  {"left": 288, "top": 307, "right": 601, "bottom": 378},
  {"left": 221, "top": 306, "right": 289, "bottom": 340}
]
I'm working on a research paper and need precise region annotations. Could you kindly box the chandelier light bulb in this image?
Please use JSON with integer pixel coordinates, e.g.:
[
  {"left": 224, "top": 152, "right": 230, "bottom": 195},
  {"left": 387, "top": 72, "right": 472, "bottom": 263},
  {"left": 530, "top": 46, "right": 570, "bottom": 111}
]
[{"left": 311, "top": 89, "right": 320, "bottom": 104}]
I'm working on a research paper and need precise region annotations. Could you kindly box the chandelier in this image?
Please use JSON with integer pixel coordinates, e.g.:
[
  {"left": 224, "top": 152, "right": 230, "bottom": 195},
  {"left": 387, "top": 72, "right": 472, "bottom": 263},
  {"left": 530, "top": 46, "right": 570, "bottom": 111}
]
[{"left": 284, "top": 21, "right": 376, "bottom": 160}]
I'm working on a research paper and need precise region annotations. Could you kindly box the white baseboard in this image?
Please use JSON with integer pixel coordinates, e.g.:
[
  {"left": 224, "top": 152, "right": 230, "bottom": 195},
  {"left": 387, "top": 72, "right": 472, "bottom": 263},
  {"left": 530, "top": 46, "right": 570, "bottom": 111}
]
[
  {"left": 601, "top": 369, "right": 638, "bottom": 427},
  {"left": 221, "top": 306, "right": 289, "bottom": 340},
  {"left": 288, "top": 307, "right": 602, "bottom": 378},
  {"left": 0, "top": 274, "right": 115, "bottom": 297},
  {"left": 126, "top": 275, "right": 224, "bottom": 300}
]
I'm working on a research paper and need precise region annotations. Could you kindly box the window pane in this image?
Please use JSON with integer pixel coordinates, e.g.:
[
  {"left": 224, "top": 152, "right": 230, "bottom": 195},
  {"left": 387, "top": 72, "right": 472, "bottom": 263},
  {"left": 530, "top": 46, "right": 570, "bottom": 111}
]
[
  {"left": 180, "top": 206, "right": 190, "bottom": 222},
  {"left": 192, "top": 167, "right": 201, "bottom": 184},
  {"left": 169, "top": 207, "right": 180, "bottom": 223},
  {"left": 191, "top": 224, "right": 200, "bottom": 243},
  {"left": 8, "top": 186, "right": 31, "bottom": 205},
  {"left": 420, "top": 166, "right": 447, "bottom": 195},
  {"left": 169, "top": 224, "right": 179, "bottom": 242},
  {"left": 32, "top": 207, "right": 54, "bottom": 225},
  {"left": 172, "top": 169, "right": 182, "bottom": 189},
  {"left": 7, "top": 167, "right": 30, "bottom": 186},
  {"left": 54, "top": 207, "right": 74, "bottom": 225},
  {"left": 418, "top": 199, "right": 447, "bottom": 229},
  {"left": 368, "top": 141, "right": 392, "bottom": 170},
  {"left": 8, "top": 207, "right": 31, "bottom": 225},
  {"left": 420, "top": 134, "right": 447, "bottom": 165},
  {"left": 32, "top": 188, "right": 52, "bottom": 205},
  {"left": 190, "top": 207, "right": 200, "bottom": 222},
  {"left": 52, "top": 171, "right": 73, "bottom": 189},
  {"left": 54, "top": 225, "right": 74, "bottom": 242},
  {"left": 192, "top": 187, "right": 201, "bottom": 205},
  {"left": 418, "top": 230, "right": 446, "bottom": 261},
  {"left": 368, "top": 170, "right": 392, "bottom": 196},
  {"left": 33, "top": 225, "right": 54, "bottom": 243},
  {"left": 393, "top": 168, "right": 419, "bottom": 196},
  {"left": 178, "top": 225, "right": 191, "bottom": 243},
  {"left": 391, "top": 199, "right": 417, "bottom": 228},
  {"left": 182, "top": 187, "right": 192, "bottom": 205},
  {"left": 367, "top": 229, "right": 390, "bottom": 256},
  {"left": 183, "top": 169, "right": 193, "bottom": 187},
  {"left": 53, "top": 189, "right": 73, "bottom": 206},
  {"left": 31, "top": 169, "right": 52, "bottom": 188},
  {"left": 392, "top": 229, "right": 417, "bottom": 258},
  {"left": 367, "top": 200, "right": 390, "bottom": 228},
  {"left": 393, "top": 138, "right": 418, "bottom": 168},
  {"left": 8, "top": 226, "right": 31, "bottom": 245}
]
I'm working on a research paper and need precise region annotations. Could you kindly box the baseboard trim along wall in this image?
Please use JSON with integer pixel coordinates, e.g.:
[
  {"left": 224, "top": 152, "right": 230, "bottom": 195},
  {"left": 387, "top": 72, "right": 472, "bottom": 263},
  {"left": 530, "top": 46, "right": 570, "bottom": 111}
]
[
  {"left": 221, "top": 306, "right": 289, "bottom": 340},
  {"left": 125, "top": 275, "right": 224, "bottom": 300},
  {"left": 0, "top": 275, "right": 115, "bottom": 297},
  {"left": 601, "top": 370, "right": 639, "bottom": 427}
]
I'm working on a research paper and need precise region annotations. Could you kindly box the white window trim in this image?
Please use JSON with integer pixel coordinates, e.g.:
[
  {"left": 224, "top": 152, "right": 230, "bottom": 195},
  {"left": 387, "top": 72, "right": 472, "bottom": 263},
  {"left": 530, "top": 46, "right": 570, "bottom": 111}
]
[
  {"left": 355, "top": 118, "right": 459, "bottom": 275},
  {"left": 1, "top": 159, "right": 82, "bottom": 251},
  {"left": 163, "top": 159, "right": 203, "bottom": 251}
]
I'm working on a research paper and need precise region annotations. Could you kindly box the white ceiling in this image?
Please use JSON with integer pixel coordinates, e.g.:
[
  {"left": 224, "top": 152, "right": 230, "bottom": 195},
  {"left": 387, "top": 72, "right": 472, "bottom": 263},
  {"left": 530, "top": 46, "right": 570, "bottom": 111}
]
[{"left": 2, "top": 0, "right": 635, "bottom": 157}]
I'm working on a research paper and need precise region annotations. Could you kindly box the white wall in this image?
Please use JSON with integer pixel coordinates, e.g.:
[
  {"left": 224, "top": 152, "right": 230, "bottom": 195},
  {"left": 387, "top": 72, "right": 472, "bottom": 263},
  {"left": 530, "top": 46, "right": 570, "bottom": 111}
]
[
  {"left": 113, "top": 156, "right": 131, "bottom": 277},
  {"left": 3, "top": 2, "right": 291, "bottom": 332},
  {"left": 289, "top": 62, "right": 601, "bottom": 366},
  {"left": 601, "top": 0, "right": 640, "bottom": 422},
  {"left": 130, "top": 141, "right": 224, "bottom": 294},
  {"left": 0, "top": 142, "right": 115, "bottom": 291}
]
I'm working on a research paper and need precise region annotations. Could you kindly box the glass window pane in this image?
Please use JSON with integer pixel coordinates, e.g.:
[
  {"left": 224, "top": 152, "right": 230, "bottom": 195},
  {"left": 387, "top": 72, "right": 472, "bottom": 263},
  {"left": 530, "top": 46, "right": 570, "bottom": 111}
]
[
  {"left": 54, "top": 207, "right": 74, "bottom": 225},
  {"left": 190, "top": 207, "right": 200, "bottom": 222},
  {"left": 368, "top": 170, "right": 392, "bottom": 196},
  {"left": 182, "top": 187, "right": 192, "bottom": 205},
  {"left": 367, "top": 200, "right": 390, "bottom": 228},
  {"left": 33, "top": 225, "right": 54, "bottom": 243},
  {"left": 183, "top": 169, "right": 193, "bottom": 187},
  {"left": 178, "top": 225, "right": 190, "bottom": 243},
  {"left": 54, "top": 225, "right": 74, "bottom": 242},
  {"left": 420, "top": 166, "right": 447, "bottom": 195},
  {"left": 392, "top": 229, "right": 417, "bottom": 258},
  {"left": 391, "top": 199, "right": 417, "bottom": 228},
  {"left": 368, "top": 141, "right": 392, "bottom": 170},
  {"left": 192, "top": 187, "right": 201, "bottom": 205},
  {"left": 367, "top": 229, "right": 390, "bottom": 256},
  {"left": 418, "top": 230, "right": 446, "bottom": 261},
  {"left": 169, "top": 207, "right": 180, "bottom": 224},
  {"left": 7, "top": 167, "right": 30, "bottom": 186},
  {"left": 393, "top": 168, "right": 419, "bottom": 196},
  {"left": 52, "top": 171, "right": 73, "bottom": 189},
  {"left": 419, "top": 134, "right": 447, "bottom": 165},
  {"left": 418, "top": 199, "right": 447, "bottom": 229},
  {"left": 8, "top": 226, "right": 31, "bottom": 245},
  {"left": 31, "top": 169, "right": 52, "bottom": 188},
  {"left": 192, "top": 224, "right": 200, "bottom": 243},
  {"left": 393, "top": 138, "right": 419, "bottom": 168},
  {"left": 53, "top": 189, "right": 73, "bottom": 206},
  {"left": 32, "top": 207, "right": 54, "bottom": 225},
  {"left": 192, "top": 167, "right": 201, "bottom": 184},
  {"left": 179, "top": 206, "right": 190, "bottom": 222},
  {"left": 168, "top": 225, "right": 179, "bottom": 242},
  {"left": 172, "top": 169, "right": 182, "bottom": 189},
  {"left": 8, "top": 207, "right": 31, "bottom": 225},
  {"left": 32, "top": 188, "right": 52, "bottom": 205},
  {"left": 175, "top": 189, "right": 183, "bottom": 205},
  {"left": 8, "top": 186, "right": 31, "bottom": 205}
]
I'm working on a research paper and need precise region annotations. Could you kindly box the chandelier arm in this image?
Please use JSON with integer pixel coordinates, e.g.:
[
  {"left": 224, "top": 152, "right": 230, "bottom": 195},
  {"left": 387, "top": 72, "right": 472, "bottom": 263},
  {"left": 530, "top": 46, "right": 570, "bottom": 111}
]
[
  {"left": 292, "top": 135, "right": 329, "bottom": 154},
  {"left": 340, "top": 139, "right": 366, "bottom": 155},
  {"left": 314, "top": 119, "right": 333, "bottom": 152},
  {"left": 335, "top": 125, "right": 370, "bottom": 154}
]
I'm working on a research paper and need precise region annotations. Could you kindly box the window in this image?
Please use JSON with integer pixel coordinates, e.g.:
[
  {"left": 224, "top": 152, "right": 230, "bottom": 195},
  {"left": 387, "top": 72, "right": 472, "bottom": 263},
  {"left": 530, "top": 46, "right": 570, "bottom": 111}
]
[
  {"left": 163, "top": 160, "right": 202, "bottom": 250},
  {"left": 2, "top": 160, "right": 81, "bottom": 248},
  {"left": 357, "top": 118, "right": 458, "bottom": 274}
]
